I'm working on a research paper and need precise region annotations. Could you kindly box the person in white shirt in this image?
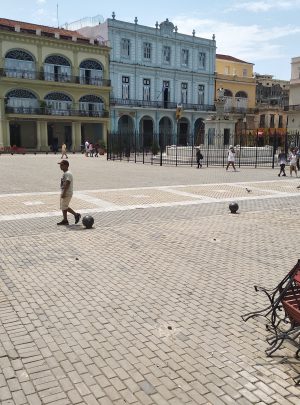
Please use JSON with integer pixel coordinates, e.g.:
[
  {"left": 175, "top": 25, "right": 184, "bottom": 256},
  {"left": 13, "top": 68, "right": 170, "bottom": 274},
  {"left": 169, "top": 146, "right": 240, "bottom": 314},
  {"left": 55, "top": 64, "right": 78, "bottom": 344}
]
[
  {"left": 57, "top": 160, "right": 81, "bottom": 226},
  {"left": 289, "top": 149, "right": 298, "bottom": 177},
  {"left": 226, "top": 146, "right": 237, "bottom": 172},
  {"left": 277, "top": 150, "right": 287, "bottom": 177}
]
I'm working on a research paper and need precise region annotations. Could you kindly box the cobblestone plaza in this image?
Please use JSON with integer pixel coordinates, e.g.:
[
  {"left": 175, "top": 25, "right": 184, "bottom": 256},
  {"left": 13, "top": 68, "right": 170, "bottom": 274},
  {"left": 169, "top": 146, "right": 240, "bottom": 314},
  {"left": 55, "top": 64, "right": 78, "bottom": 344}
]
[{"left": 1, "top": 154, "right": 300, "bottom": 404}]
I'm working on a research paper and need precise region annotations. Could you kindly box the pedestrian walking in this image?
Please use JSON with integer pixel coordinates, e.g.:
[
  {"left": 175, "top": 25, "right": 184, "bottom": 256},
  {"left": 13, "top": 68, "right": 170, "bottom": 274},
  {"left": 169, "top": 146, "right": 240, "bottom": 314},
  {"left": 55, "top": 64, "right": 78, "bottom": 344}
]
[
  {"left": 61, "top": 143, "right": 68, "bottom": 159},
  {"left": 94, "top": 143, "right": 99, "bottom": 157},
  {"left": 226, "top": 145, "right": 237, "bottom": 172},
  {"left": 57, "top": 160, "right": 81, "bottom": 226},
  {"left": 289, "top": 149, "right": 298, "bottom": 177},
  {"left": 84, "top": 140, "right": 89, "bottom": 157},
  {"left": 89, "top": 143, "right": 94, "bottom": 157},
  {"left": 196, "top": 148, "right": 203, "bottom": 168},
  {"left": 277, "top": 150, "right": 287, "bottom": 177}
]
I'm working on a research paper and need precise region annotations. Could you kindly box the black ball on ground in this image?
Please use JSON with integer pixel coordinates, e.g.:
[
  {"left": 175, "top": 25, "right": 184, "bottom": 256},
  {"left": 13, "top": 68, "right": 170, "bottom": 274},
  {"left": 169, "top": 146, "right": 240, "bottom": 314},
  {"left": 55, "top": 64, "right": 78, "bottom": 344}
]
[
  {"left": 229, "top": 202, "right": 239, "bottom": 214},
  {"left": 82, "top": 215, "right": 94, "bottom": 229}
]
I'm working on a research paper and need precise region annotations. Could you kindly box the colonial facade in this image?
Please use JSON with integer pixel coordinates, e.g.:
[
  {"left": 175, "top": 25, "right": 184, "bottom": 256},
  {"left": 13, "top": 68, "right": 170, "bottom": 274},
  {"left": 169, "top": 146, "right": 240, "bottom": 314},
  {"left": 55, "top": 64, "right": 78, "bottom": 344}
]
[
  {"left": 215, "top": 54, "right": 257, "bottom": 145},
  {"left": 0, "top": 18, "right": 111, "bottom": 152},
  {"left": 78, "top": 14, "right": 217, "bottom": 147}
]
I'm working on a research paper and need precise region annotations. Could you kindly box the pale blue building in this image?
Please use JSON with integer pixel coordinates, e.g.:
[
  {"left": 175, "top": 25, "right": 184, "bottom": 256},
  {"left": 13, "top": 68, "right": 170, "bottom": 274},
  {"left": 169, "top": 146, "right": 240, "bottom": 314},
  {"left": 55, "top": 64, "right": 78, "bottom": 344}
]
[{"left": 78, "top": 14, "right": 216, "bottom": 146}]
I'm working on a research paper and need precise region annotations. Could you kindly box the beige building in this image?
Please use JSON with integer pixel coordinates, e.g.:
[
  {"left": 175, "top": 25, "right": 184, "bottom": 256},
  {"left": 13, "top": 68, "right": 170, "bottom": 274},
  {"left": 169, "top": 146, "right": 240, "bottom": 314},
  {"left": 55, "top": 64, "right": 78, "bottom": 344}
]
[
  {"left": 288, "top": 57, "right": 300, "bottom": 134},
  {"left": 215, "top": 54, "right": 256, "bottom": 145},
  {"left": 0, "top": 18, "right": 111, "bottom": 152}
]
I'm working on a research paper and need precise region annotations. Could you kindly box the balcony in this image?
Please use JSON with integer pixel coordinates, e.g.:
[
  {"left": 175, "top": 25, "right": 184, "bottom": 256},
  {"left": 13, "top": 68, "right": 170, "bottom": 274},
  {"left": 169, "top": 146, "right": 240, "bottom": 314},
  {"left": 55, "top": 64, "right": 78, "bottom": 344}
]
[
  {"left": 110, "top": 98, "right": 215, "bottom": 111},
  {"left": 5, "top": 106, "right": 109, "bottom": 118},
  {"left": 285, "top": 105, "right": 300, "bottom": 111},
  {"left": 0, "top": 68, "right": 111, "bottom": 87}
]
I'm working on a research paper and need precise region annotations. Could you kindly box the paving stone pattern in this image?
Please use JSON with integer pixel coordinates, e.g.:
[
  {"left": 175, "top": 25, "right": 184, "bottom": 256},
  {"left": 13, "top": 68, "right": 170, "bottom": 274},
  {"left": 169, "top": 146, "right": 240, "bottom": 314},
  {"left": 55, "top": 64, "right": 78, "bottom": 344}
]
[{"left": 0, "top": 155, "right": 300, "bottom": 404}]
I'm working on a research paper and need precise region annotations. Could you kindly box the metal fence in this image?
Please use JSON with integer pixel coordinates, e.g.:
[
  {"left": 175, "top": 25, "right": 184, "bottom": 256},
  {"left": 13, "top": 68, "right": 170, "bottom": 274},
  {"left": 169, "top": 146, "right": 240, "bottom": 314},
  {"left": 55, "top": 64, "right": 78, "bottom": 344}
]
[{"left": 107, "top": 131, "right": 299, "bottom": 168}]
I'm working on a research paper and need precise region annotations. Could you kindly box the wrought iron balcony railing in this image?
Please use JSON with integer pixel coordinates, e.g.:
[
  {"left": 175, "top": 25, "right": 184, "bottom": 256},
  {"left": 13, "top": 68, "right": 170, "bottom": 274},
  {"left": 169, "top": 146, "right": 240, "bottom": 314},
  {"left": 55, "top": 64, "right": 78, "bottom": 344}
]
[
  {"left": 0, "top": 68, "right": 111, "bottom": 87},
  {"left": 110, "top": 98, "right": 215, "bottom": 111},
  {"left": 5, "top": 106, "right": 109, "bottom": 118},
  {"left": 285, "top": 105, "right": 300, "bottom": 111}
]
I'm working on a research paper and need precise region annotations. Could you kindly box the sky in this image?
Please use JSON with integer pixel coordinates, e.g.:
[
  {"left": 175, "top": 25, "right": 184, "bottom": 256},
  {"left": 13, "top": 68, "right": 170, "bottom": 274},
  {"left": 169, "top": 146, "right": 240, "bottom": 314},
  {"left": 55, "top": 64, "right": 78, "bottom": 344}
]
[{"left": 1, "top": 0, "right": 300, "bottom": 80}]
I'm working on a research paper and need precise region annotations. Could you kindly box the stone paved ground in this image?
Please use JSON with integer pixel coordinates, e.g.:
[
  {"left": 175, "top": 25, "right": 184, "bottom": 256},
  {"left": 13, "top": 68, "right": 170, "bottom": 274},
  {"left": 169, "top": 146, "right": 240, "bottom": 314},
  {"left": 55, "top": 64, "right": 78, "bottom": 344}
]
[{"left": 1, "top": 154, "right": 300, "bottom": 405}]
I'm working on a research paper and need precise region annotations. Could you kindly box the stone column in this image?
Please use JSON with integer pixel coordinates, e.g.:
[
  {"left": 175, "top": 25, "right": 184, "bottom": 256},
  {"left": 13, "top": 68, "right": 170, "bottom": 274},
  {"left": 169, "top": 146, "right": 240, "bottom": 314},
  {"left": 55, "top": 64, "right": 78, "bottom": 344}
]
[
  {"left": 72, "top": 122, "right": 81, "bottom": 152},
  {"left": 0, "top": 100, "right": 5, "bottom": 148},
  {"left": 36, "top": 121, "right": 41, "bottom": 151},
  {"left": 39, "top": 121, "right": 49, "bottom": 151}
]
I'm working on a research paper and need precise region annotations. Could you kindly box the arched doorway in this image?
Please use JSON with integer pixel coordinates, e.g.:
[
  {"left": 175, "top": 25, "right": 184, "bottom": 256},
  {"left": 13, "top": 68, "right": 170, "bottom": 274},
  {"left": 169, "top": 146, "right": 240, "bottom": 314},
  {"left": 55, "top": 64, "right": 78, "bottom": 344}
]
[
  {"left": 235, "top": 91, "right": 248, "bottom": 111},
  {"left": 194, "top": 118, "right": 205, "bottom": 145},
  {"left": 117, "top": 115, "right": 135, "bottom": 155},
  {"left": 159, "top": 117, "right": 172, "bottom": 150},
  {"left": 139, "top": 116, "right": 154, "bottom": 149},
  {"left": 177, "top": 118, "right": 189, "bottom": 146}
]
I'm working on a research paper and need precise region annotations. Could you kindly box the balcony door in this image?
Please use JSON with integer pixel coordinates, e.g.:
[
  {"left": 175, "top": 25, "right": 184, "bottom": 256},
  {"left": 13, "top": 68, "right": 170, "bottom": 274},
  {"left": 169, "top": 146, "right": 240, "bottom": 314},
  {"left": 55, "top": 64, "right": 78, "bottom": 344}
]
[{"left": 163, "top": 81, "right": 169, "bottom": 108}]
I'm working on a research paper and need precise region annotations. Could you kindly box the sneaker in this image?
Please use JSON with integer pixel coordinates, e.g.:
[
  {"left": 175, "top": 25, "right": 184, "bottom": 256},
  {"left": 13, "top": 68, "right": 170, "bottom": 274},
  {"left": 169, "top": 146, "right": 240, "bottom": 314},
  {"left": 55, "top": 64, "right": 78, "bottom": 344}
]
[
  {"left": 283, "top": 174, "right": 286, "bottom": 176},
  {"left": 57, "top": 220, "right": 69, "bottom": 225},
  {"left": 297, "top": 185, "right": 300, "bottom": 189},
  {"left": 75, "top": 213, "right": 81, "bottom": 224},
  {"left": 278, "top": 174, "right": 280, "bottom": 177}
]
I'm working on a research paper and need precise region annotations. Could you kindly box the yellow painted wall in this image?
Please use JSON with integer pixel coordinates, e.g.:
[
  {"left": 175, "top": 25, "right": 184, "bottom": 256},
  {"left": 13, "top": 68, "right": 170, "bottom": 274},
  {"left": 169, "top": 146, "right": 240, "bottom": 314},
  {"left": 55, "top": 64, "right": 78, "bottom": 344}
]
[{"left": 216, "top": 58, "right": 256, "bottom": 108}]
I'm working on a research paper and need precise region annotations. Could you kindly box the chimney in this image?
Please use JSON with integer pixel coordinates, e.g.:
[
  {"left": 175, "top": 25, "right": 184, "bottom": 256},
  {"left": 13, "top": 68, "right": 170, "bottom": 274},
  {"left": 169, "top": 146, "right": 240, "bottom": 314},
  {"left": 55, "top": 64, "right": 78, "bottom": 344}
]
[{"left": 54, "top": 32, "right": 60, "bottom": 39}]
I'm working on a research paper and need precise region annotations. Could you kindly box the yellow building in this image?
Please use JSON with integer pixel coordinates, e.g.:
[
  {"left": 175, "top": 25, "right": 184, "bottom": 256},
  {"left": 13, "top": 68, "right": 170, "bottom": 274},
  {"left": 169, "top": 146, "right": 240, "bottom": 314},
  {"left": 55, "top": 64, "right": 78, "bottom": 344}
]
[
  {"left": 215, "top": 54, "right": 256, "bottom": 110},
  {"left": 0, "top": 18, "right": 111, "bottom": 152}
]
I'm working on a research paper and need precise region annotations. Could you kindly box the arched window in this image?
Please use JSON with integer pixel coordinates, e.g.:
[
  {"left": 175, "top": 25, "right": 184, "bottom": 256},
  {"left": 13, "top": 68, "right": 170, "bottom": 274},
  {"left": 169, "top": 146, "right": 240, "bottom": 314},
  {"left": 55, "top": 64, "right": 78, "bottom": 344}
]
[
  {"left": 44, "top": 55, "right": 71, "bottom": 82},
  {"left": 5, "top": 49, "right": 36, "bottom": 78},
  {"left": 224, "top": 89, "right": 233, "bottom": 97},
  {"left": 44, "top": 92, "right": 72, "bottom": 114},
  {"left": 235, "top": 91, "right": 248, "bottom": 98},
  {"left": 79, "top": 95, "right": 104, "bottom": 116},
  {"left": 235, "top": 91, "right": 248, "bottom": 111},
  {"left": 6, "top": 89, "right": 38, "bottom": 110},
  {"left": 79, "top": 59, "right": 103, "bottom": 85}
]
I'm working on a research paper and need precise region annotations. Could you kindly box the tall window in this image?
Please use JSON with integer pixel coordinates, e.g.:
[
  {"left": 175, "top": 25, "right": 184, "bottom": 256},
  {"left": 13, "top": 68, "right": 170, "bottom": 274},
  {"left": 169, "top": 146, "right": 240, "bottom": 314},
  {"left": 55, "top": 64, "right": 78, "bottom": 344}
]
[
  {"left": 143, "top": 42, "right": 151, "bottom": 60},
  {"left": 163, "top": 46, "right": 171, "bottom": 64},
  {"left": 143, "top": 79, "right": 151, "bottom": 101},
  {"left": 270, "top": 114, "right": 275, "bottom": 128},
  {"left": 278, "top": 115, "right": 283, "bottom": 128},
  {"left": 259, "top": 114, "right": 265, "bottom": 127},
  {"left": 121, "top": 38, "right": 130, "bottom": 58},
  {"left": 122, "top": 76, "right": 130, "bottom": 100},
  {"left": 243, "top": 68, "right": 248, "bottom": 77},
  {"left": 181, "top": 49, "right": 189, "bottom": 66},
  {"left": 198, "top": 85, "right": 205, "bottom": 105},
  {"left": 181, "top": 82, "right": 188, "bottom": 104},
  {"left": 199, "top": 52, "right": 206, "bottom": 69}
]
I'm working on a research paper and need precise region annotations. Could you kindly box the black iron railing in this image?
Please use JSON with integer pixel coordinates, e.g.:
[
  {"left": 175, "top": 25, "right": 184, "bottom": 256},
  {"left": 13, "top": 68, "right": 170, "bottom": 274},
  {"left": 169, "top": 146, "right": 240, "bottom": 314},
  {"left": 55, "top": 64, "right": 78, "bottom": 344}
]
[
  {"left": 110, "top": 98, "right": 215, "bottom": 111},
  {"left": 0, "top": 68, "right": 111, "bottom": 87},
  {"left": 5, "top": 106, "right": 109, "bottom": 118},
  {"left": 107, "top": 131, "right": 293, "bottom": 168}
]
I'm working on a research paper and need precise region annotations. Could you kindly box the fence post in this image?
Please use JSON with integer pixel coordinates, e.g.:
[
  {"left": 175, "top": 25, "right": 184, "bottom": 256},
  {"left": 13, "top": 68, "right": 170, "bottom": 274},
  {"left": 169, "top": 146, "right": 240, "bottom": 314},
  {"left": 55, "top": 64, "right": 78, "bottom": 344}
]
[
  {"left": 176, "top": 129, "right": 178, "bottom": 167},
  {"left": 206, "top": 134, "right": 209, "bottom": 167},
  {"left": 135, "top": 131, "right": 137, "bottom": 163},
  {"left": 255, "top": 130, "right": 258, "bottom": 168},
  {"left": 272, "top": 131, "right": 277, "bottom": 169},
  {"left": 160, "top": 134, "right": 163, "bottom": 166},
  {"left": 191, "top": 132, "right": 194, "bottom": 167}
]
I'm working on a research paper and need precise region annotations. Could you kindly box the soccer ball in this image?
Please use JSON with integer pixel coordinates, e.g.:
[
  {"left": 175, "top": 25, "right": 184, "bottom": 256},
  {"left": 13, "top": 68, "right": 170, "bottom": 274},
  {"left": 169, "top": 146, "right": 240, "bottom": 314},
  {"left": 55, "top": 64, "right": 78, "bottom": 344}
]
[{"left": 82, "top": 215, "right": 94, "bottom": 229}]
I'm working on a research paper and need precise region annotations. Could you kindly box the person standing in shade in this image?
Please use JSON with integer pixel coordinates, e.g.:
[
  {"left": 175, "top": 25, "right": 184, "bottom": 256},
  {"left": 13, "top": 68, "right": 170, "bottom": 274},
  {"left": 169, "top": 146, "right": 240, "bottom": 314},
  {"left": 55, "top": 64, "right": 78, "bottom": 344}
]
[
  {"left": 84, "top": 140, "right": 89, "bottom": 157},
  {"left": 57, "top": 160, "right": 81, "bottom": 226},
  {"left": 61, "top": 143, "right": 68, "bottom": 159},
  {"left": 277, "top": 150, "right": 287, "bottom": 177},
  {"left": 196, "top": 148, "right": 203, "bottom": 168},
  {"left": 226, "top": 145, "right": 237, "bottom": 172}
]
